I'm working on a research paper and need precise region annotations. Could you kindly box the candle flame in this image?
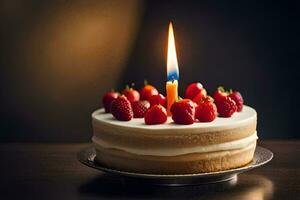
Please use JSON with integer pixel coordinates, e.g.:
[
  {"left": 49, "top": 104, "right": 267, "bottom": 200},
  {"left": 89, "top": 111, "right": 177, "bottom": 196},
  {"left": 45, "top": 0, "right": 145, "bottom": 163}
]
[{"left": 167, "top": 22, "right": 179, "bottom": 81}]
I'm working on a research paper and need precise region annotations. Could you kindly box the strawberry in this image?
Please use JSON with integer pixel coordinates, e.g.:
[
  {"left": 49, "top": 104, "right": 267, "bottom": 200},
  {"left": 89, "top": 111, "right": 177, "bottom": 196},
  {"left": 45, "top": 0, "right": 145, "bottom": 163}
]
[
  {"left": 122, "top": 85, "right": 140, "bottom": 103},
  {"left": 215, "top": 96, "right": 237, "bottom": 117},
  {"left": 110, "top": 95, "right": 133, "bottom": 121},
  {"left": 229, "top": 91, "right": 244, "bottom": 112},
  {"left": 139, "top": 83, "right": 158, "bottom": 101},
  {"left": 213, "top": 86, "right": 243, "bottom": 114},
  {"left": 102, "top": 91, "right": 119, "bottom": 113},
  {"left": 192, "top": 89, "right": 207, "bottom": 104},
  {"left": 195, "top": 101, "right": 217, "bottom": 122},
  {"left": 213, "top": 86, "right": 227, "bottom": 102},
  {"left": 144, "top": 105, "right": 167, "bottom": 125},
  {"left": 170, "top": 99, "right": 195, "bottom": 125},
  {"left": 132, "top": 100, "right": 150, "bottom": 118},
  {"left": 185, "top": 82, "right": 207, "bottom": 100},
  {"left": 149, "top": 94, "right": 167, "bottom": 108}
]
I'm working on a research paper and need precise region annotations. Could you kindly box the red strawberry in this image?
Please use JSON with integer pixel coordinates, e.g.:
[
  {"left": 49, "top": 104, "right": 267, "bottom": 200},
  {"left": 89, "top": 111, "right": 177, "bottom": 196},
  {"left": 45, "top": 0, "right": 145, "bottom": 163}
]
[
  {"left": 229, "top": 91, "right": 244, "bottom": 112},
  {"left": 132, "top": 100, "right": 150, "bottom": 118},
  {"left": 110, "top": 95, "right": 133, "bottom": 121},
  {"left": 185, "top": 82, "right": 206, "bottom": 100},
  {"left": 149, "top": 94, "right": 166, "bottom": 108},
  {"left": 213, "top": 86, "right": 227, "bottom": 102},
  {"left": 192, "top": 89, "right": 207, "bottom": 104},
  {"left": 144, "top": 105, "right": 167, "bottom": 125},
  {"left": 195, "top": 101, "right": 217, "bottom": 122},
  {"left": 102, "top": 91, "right": 119, "bottom": 113},
  {"left": 170, "top": 99, "right": 195, "bottom": 125},
  {"left": 215, "top": 96, "right": 237, "bottom": 117},
  {"left": 139, "top": 84, "right": 158, "bottom": 100},
  {"left": 122, "top": 86, "right": 140, "bottom": 103}
]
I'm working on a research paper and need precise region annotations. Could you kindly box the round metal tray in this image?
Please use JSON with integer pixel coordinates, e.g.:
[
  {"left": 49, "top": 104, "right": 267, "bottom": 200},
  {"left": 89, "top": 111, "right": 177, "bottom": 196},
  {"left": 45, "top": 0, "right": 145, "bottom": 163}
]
[{"left": 78, "top": 146, "right": 273, "bottom": 186}]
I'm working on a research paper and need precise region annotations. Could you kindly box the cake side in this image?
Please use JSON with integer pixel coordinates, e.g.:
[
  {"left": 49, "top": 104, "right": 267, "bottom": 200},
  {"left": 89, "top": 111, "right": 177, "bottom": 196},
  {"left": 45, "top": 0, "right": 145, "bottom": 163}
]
[
  {"left": 92, "top": 105, "right": 257, "bottom": 174},
  {"left": 94, "top": 141, "right": 256, "bottom": 174}
]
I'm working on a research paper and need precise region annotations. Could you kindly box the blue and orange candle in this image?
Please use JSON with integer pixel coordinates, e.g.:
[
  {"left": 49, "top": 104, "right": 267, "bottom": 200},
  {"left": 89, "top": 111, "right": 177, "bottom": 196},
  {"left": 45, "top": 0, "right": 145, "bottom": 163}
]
[{"left": 166, "top": 22, "right": 179, "bottom": 115}]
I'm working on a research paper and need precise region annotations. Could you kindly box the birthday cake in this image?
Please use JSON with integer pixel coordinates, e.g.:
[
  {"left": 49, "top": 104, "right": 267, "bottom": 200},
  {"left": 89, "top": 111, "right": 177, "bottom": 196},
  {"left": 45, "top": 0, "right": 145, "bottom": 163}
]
[
  {"left": 91, "top": 23, "right": 257, "bottom": 174},
  {"left": 92, "top": 83, "right": 257, "bottom": 174}
]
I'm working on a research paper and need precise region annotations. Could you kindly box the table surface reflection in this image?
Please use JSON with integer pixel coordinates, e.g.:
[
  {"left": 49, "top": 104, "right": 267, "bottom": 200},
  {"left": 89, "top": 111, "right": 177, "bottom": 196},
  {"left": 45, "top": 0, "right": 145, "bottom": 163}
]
[{"left": 0, "top": 140, "right": 299, "bottom": 200}]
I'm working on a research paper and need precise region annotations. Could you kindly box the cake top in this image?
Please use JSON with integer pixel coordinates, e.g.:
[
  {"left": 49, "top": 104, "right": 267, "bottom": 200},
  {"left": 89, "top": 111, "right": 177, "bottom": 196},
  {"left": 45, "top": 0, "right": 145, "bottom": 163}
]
[{"left": 92, "top": 105, "right": 256, "bottom": 131}]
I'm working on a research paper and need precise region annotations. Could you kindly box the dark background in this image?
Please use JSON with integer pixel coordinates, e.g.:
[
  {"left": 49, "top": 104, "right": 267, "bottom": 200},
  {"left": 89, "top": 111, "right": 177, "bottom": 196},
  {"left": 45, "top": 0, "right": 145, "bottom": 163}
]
[{"left": 0, "top": 0, "right": 298, "bottom": 142}]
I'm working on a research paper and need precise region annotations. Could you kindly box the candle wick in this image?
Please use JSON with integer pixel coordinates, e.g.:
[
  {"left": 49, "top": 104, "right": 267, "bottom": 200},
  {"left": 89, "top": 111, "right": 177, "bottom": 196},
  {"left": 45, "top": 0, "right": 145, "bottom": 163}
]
[{"left": 172, "top": 76, "right": 175, "bottom": 83}]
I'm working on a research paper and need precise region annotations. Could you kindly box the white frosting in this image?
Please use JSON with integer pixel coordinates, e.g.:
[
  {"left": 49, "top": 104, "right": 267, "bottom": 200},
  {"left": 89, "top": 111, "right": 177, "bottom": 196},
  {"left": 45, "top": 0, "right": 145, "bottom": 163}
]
[
  {"left": 92, "top": 105, "right": 257, "bottom": 132},
  {"left": 92, "top": 132, "right": 258, "bottom": 156}
]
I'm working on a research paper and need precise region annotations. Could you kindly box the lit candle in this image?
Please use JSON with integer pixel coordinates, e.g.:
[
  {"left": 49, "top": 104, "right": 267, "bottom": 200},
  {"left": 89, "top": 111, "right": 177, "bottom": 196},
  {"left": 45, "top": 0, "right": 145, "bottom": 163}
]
[{"left": 166, "top": 22, "right": 179, "bottom": 115}]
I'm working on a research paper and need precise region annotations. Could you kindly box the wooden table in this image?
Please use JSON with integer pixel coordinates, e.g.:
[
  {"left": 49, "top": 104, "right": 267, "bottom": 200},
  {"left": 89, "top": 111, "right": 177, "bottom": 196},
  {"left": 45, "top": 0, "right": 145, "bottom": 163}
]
[{"left": 0, "top": 141, "right": 299, "bottom": 200}]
